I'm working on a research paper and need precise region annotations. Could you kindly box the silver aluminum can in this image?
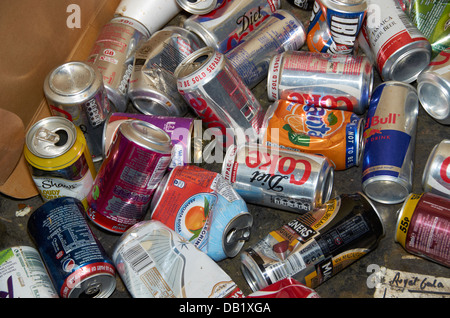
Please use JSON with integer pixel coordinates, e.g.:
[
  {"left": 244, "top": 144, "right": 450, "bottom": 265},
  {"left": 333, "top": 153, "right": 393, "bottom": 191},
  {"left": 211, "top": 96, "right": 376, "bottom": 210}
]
[
  {"left": 44, "top": 61, "right": 112, "bottom": 162},
  {"left": 176, "top": 0, "right": 227, "bottom": 15},
  {"left": 361, "top": 0, "right": 431, "bottom": 83},
  {"left": 417, "top": 48, "right": 450, "bottom": 125},
  {"left": 422, "top": 139, "right": 450, "bottom": 199},
  {"left": 175, "top": 46, "right": 265, "bottom": 148},
  {"left": 183, "top": 0, "right": 281, "bottom": 53},
  {"left": 222, "top": 144, "right": 334, "bottom": 214},
  {"left": 128, "top": 26, "right": 204, "bottom": 117},
  {"left": 362, "top": 81, "right": 419, "bottom": 204},
  {"left": 267, "top": 50, "right": 373, "bottom": 114},
  {"left": 87, "top": 17, "right": 150, "bottom": 112},
  {"left": 226, "top": 9, "right": 307, "bottom": 89}
]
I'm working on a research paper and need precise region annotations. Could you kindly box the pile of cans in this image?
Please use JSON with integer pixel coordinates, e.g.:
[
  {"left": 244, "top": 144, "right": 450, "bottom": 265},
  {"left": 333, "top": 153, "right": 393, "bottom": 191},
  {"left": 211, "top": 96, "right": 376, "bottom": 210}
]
[{"left": 1, "top": 0, "right": 449, "bottom": 299}]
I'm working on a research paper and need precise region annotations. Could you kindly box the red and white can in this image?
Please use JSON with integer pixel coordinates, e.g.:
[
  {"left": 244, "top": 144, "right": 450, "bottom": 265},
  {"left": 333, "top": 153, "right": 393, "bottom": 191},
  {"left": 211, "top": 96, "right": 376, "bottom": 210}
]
[{"left": 246, "top": 277, "right": 320, "bottom": 298}]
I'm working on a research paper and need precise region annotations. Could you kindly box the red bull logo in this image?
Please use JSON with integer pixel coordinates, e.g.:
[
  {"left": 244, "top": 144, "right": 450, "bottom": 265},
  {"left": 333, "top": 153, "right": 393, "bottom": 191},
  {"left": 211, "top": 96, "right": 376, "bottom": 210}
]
[{"left": 363, "top": 113, "right": 400, "bottom": 139}]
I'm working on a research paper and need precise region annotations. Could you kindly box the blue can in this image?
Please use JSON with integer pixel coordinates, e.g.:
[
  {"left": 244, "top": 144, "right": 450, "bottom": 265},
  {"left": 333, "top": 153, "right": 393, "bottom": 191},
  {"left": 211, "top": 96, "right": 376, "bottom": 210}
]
[
  {"left": 27, "top": 197, "right": 116, "bottom": 298},
  {"left": 362, "top": 82, "right": 419, "bottom": 204}
]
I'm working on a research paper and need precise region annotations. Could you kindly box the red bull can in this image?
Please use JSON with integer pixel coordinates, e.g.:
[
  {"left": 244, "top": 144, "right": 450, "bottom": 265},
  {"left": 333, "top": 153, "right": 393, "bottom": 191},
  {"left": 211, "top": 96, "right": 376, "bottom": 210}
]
[
  {"left": 422, "top": 139, "right": 450, "bottom": 199},
  {"left": 267, "top": 50, "right": 373, "bottom": 114},
  {"left": 221, "top": 144, "right": 334, "bottom": 214},
  {"left": 87, "top": 120, "right": 173, "bottom": 233},
  {"left": 362, "top": 81, "right": 419, "bottom": 204},
  {"left": 27, "top": 197, "right": 117, "bottom": 298},
  {"left": 395, "top": 192, "right": 450, "bottom": 267}
]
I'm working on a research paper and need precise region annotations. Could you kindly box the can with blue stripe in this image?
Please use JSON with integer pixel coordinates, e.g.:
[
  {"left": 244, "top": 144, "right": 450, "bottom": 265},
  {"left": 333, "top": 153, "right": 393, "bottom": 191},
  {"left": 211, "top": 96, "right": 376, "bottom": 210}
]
[
  {"left": 362, "top": 81, "right": 419, "bottom": 204},
  {"left": 27, "top": 197, "right": 116, "bottom": 298}
]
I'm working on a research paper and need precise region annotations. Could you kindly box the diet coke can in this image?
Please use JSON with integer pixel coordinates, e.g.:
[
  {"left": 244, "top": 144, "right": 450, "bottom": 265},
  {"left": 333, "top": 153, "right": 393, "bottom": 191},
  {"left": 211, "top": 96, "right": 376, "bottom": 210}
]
[{"left": 422, "top": 139, "right": 450, "bottom": 199}]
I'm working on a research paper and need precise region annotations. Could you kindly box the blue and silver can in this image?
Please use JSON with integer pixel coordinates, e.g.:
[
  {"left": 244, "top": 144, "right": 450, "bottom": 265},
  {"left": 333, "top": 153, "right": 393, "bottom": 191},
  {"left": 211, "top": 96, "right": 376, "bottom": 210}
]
[
  {"left": 362, "top": 81, "right": 419, "bottom": 204},
  {"left": 27, "top": 197, "right": 116, "bottom": 298}
]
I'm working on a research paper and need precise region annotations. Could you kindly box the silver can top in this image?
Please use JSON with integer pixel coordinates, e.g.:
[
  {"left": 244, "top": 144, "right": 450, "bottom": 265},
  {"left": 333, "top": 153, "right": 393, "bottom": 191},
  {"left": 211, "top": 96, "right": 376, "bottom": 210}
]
[
  {"left": 176, "top": 0, "right": 222, "bottom": 15},
  {"left": 174, "top": 46, "right": 221, "bottom": 80},
  {"left": 119, "top": 120, "right": 173, "bottom": 154},
  {"left": 26, "top": 117, "right": 77, "bottom": 158},
  {"left": 222, "top": 212, "right": 253, "bottom": 258}
]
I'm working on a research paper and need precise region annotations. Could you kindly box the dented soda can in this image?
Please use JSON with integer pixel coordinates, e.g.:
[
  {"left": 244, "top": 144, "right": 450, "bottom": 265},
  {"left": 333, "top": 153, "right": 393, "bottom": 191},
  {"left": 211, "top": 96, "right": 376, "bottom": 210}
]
[
  {"left": 183, "top": 0, "right": 281, "bottom": 53},
  {"left": 150, "top": 165, "right": 253, "bottom": 261},
  {"left": 260, "top": 99, "right": 364, "bottom": 170},
  {"left": 176, "top": 0, "right": 227, "bottom": 15},
  {"left": 23, "top": 117, "right": 97, "bottom": 210},
  {"left": 226, "top": 10, "right": 307, "bottom": 89},
  {"left": 112, "top": 220, "right": 245, "bottom": 298},
  {"left": 395, "top": 192, "right": 450, "bottom": 267},
  {"left": 222, "top": 144, "right": 334, "bottom": 214},
  {"left": 28, "top": 197, "right": 117, "bottom": 298},
  {"left": 87, "top": 120, "right": 173, "bottom": 234},
  {"left": 87, "top": 17, "right": 151, "bottom": 112},
  {"left": 0, "top": 246, "right": 59, "bottom": 298},
  {"left": 241, "top": 193, "right": 385, "bottom": 291},
  {"left": 44, "top": 61, "right": 112, "bottom": 161},
  {"left": 175, "top": 46, "right": 265, "bottom": 147},
  {"left": 422, "top": 139, "right": 450, "bottom": 199},
  {"left": 362, "top": 82, "right": 419, "bottom": 205},
  {"left": 360, "top": 0, "right": 431, "bottom": 83},
  {"left": 267, "top": 50, "right": 373, "bottom": 114},
  {"left": 417, "top": 48, "right": 450, "bottom": 125},
  {"left": 246, "top": 277, "right": 320, "bottom": 298},
  {"left": 128, "top": 26, "right": 204, "bottom": 117},
  {"left": 307, "top": 0, "right": 367, "bottom": 55}
]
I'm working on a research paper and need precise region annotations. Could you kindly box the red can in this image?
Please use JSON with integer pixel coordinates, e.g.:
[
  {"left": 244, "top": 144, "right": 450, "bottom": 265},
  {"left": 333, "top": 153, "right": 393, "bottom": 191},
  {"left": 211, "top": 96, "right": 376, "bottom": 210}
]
[{"left": 246, "top": 277, "right": 320, "bottom": 298}]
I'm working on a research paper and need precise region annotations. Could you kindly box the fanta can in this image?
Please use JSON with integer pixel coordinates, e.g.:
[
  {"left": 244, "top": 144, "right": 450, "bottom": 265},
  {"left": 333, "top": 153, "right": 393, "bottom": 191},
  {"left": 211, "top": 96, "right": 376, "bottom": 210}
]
[{"left": 259, "top": 99, "right": 364, "bottom": 170}]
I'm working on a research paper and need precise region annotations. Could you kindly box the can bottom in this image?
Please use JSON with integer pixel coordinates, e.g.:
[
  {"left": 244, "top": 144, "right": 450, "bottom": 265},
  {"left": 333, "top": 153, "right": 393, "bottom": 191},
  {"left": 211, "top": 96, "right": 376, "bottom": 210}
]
[
  {"left": 384, "top": 46, "right": 431, "bottom": 83},
  {"left": 362, "top": 176, "right": 411, "bottom": 205},
  {"left": 417, "top": 78, "right": 450, "bottom": 125}
]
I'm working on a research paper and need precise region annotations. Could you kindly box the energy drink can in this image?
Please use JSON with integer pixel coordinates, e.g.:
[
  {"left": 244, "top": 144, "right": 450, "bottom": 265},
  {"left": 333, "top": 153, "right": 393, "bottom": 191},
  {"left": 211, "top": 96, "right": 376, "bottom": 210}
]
[
  {"left": 177, "top": 0, "right": 227, "bottom": 14},
  {"left": 183, "top": 0, "right": 281, "bottom": 53},
  {"left": 360, "top": 0, "right": 431, "bottom": 83},
  {"left": 87, "top": 120, "right": 173, "bottom": 234},
  {"left": 43, "top": 61, "right": 112, "bottom": 161},
  {"left": 226, "top": 10, "right": 307, "bottom": 89},
  {"left": 362, "top": 81, "right": 419, "bottom": 205},
  {"left": 417, "top": 48, "right": 450, "bottom": 125},
  {"left": 260, "top": 99, "right": 364, "bottom": 170},
  {"left": 395, "top": 192, "right": 450, "bottom": 267},
  {"left": 175, "top": 46, "right": 265, "bottom": 148},
  {"left": 27, "top": 197, "right": 117, "bottom": 298},
  {"left": 221, "top": 144, "right": 334, "bottom": 214},
  {"left": 23, "top": 117, "right": 97, "bottom": 210},
  {"left": 307, "top": 0, "right": 367, "bottom": 55},
  {"left": 241, "top": 193, "right": 385, "bottom": 291},
  {"left": 422, "top": 139, "right": 450, "bottom": 199},
  {"left": 0, "top": 246, "right": 59, "bottom": 298},
  {"left": 87, "top": 17, "right": 151, "bottom": 112},
  {"left": 128, "top": 26, "right": 204, "bottom": 117},
  {"left": 112, "top": 220, "right": 245, "bottom": 298},
  {"left": 267, "top": 50, "right": 373, "bottom": 114},
  {"left": 149, "top": 165, "right": 252, "bottom": 261}
]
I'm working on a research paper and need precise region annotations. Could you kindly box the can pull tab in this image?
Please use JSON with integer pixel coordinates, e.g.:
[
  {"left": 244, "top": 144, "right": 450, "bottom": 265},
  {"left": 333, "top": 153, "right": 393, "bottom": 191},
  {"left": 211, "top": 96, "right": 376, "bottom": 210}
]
[{"left": 35, "top": 127, "right": 60, "bottom": 144}]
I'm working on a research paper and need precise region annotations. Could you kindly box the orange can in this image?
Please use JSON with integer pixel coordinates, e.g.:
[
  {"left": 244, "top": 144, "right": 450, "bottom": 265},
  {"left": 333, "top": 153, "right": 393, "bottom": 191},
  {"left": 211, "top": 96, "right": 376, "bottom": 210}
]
[{"left": 260, "top": 99, "right": 364, "bottom": 170}]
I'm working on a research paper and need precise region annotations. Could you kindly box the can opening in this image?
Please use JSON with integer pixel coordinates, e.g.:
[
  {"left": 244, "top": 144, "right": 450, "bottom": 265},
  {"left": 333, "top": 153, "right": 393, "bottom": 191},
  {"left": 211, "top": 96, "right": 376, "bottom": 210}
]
[
  {"left": 54, "top": 129, "right": 69, "bottom": 147},
  {"left": 193, "top": 54, "right": 209, "bottom": 65}
]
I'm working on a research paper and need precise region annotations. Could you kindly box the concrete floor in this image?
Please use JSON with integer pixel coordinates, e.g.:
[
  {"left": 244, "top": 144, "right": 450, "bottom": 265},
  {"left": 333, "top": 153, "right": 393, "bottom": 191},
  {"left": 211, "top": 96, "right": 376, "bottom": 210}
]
[{"left": 1, "top": 1, "right": 449, "bottom": 299}]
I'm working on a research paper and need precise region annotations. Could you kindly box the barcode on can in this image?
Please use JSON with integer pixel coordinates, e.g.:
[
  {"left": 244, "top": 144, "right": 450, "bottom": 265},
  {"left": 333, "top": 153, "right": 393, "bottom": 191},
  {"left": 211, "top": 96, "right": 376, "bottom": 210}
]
[{"left": 123, "top": 244, "right": 154, "bottom": 274}]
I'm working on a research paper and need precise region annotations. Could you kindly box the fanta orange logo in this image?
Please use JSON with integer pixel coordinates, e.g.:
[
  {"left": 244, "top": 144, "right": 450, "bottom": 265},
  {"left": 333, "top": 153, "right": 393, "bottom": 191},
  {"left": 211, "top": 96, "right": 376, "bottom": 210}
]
[{"left": 286, "top": 92, "right": 355, "bottom": 111}]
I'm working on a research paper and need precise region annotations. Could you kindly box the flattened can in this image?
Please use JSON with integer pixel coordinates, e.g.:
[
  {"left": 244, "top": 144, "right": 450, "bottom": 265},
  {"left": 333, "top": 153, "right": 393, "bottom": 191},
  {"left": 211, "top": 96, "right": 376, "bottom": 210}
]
[
  {"left": 112, "top": 220, "right": 245, "bottom": 298},
  {"left": 360, "top": 0, "right": 431, "bottom": 83},
  {"left": 422, "top": 139, "right": 450, "bottom": 199},
  {"left": 23, "top": 117, "right": 97, "bottom": 210},
  {"left": 241, "top": 193, "right": 385, "bottom": 291},
  {"left": 128, "top": 26, "right": 204, "bottom": 117},
  {"left": 267, "top": 50, "right": 373, "bottom": 114},
  {"left": 175, "top": 46, "right": 265, "bottom": 147},
  {"left": 362, "top": 82, "right": 419, "bottom": 204},
  {"left": 260, "top": 99, "right": 364, "bottom": 170},
  {"left": 44, "top": 61, "right": 112, "bottom": 161},
  {"left": 395, "top": 192, "right": 450, "bottom": 267},
  {"left": 27, "top": 197, "right": 116, "bottom": 298},
  {"left": 150, "top": 165, "right": 252, "bottom": 261},
  {"left": 222, "top": 144, "right": 334, "bottom": 214},
  {"left": 87, "top": 17, "right": 150, "bottom": 112},
  {"left": 183, "top": 0, "right": 281, "bottom": 53},
  {"left": 306, "top": 0, "right": 367, "bottom": 55},
  {"left": 176, "top": 0, "right": 227, "bottom": 14},
  {"left": 0, "top": 246, "right": 58, "bottom": 298},
  {"left": 87, "top": 120, "right": 173, "bottom": 234},
  {"left": 417, "top": 48, "right": 450, "bottom": 125},
  {"left": 225, "top": 9, "right": 307, "bottom": 89}
]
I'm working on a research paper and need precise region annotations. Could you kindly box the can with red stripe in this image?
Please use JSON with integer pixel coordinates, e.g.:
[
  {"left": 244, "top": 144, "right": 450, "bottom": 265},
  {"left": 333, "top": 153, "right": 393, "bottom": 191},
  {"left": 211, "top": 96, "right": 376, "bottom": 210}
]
[
  {"left": 395, "top": 192, "right": 450, "bottom": 267},
  {"left": 422, "top": 139, "right": 450, "bottom": 199}
]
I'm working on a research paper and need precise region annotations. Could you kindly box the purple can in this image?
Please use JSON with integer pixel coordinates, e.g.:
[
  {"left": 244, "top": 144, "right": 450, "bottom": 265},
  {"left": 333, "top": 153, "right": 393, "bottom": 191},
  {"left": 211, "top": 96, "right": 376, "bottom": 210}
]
[{"left": 87, "top": 120, "right": 173, "bottom": 233}]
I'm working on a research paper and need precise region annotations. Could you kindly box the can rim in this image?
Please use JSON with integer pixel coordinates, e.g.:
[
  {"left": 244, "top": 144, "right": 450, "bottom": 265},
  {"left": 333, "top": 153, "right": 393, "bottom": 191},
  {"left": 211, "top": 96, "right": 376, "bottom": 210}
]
[
  {"left": 266, "top": 53, "right": 284, "bottom": 102},
  {"left": 174, "top": 46, "right": 218, "bottom": 80},
  {"left": 362, "top": 175, "right": 412, "bottom": 205},
  {"left": 67, "top": 272, "right": 117, "bottom": 298},
  {"left": 417, "top": 77, "right": 450, "bottom": 123},
  {"left": 176, "top": 0, "right": 219, "bottom": 15},
  {"left": 119, "top": 120, "right": 173, "bottom": 154},
  {"left": 129, "top": 88, "right": 188, "bottom": 117}
]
